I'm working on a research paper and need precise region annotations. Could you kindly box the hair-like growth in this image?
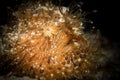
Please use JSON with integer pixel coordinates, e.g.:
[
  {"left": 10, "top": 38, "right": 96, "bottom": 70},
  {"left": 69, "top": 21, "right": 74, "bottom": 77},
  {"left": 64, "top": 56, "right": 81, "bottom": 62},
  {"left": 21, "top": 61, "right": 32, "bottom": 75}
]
[{"left": 0, "top": 0, "right": 107, "bottom": 80}]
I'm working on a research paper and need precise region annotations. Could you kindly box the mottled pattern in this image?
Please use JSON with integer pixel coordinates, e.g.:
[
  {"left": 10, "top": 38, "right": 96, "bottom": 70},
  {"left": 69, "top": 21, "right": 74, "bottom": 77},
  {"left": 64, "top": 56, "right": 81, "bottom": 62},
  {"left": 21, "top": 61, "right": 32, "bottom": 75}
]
[{"left": 0, "top": 1, "right": 102, "bottom": 80}]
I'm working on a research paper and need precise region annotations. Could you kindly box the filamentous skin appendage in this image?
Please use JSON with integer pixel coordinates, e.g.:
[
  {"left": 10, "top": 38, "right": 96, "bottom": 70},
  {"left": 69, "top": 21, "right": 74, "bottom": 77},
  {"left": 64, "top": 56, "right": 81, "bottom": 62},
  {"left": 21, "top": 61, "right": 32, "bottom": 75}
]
[{"left": 0, "top": 0, "right": 107, "bottom": 80}]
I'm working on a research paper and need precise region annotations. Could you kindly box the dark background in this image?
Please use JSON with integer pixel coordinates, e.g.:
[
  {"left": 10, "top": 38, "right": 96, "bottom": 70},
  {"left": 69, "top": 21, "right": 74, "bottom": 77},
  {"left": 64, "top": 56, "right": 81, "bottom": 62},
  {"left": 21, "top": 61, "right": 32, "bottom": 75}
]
[
  {"left": 0, "top": 0, "right": 119, "bottom": 80},
  {"left": 0, "top": 0, "right": 119, "bottom": 42}
]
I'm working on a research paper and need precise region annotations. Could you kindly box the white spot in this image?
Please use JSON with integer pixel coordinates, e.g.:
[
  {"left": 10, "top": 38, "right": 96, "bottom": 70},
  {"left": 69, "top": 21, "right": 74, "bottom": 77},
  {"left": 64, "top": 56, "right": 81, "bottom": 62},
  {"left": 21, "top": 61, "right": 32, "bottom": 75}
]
[
  {"left": 31, "top": 40, "right": 35, "bottom": 43},
  {"left": 74, "top": 42, "right": 79, "bottom": 46},
  {"left": 39, "top": 4, "right": 41, "bottom": 7},
  {"left": 65, "top": 64, "right": 71, "bottom": 67},
  {"left": 35, "top": 75, "right": 38, "bottom": 78},
  {"left": 80, "top": 22, "right": 83, "bottom": 26},
  {"left": 20, "top": 33, "right": 27, "bottom": 39},
  {"left": 84, "top": 59, "right": 88, "bottom": 62},
  {"left": 10, "top": 49, "right": 13, "bottom": 53},
  {"left": 30, "top": 53, "right": 34, "bottom": 57},
  {"left": 55, "top": 61, "right": 58, "bottom": 65},
  {"left": 35, "top": 62, "right": 38, "bottom": 65},
  {"left": 33, "top": 13, "right": 38, "bottom": 17},
  {"left": 45, "top": 3, "right": 49, "bottom": 6},
  {"left": 41, "top": 67, "right": 44, "bottom": 70},
  {"left": 78, "top": 58, "right": 81, "bottom": 62},
  {"left": 62, "top": 67, "right": 65, "bottom": 70},
  {"left": 41, "top": 6, "right": 48, "bottom": 10},
  {"left": 31, "top": 31, "right": 35, "bottom": 35},
  {"left": 54, "top": 56, "right": 57, "bottom": 59},
  {"left": 72, "top": 27, "right": 81, "bottom": 35},
  {"left": 51, "top": 50, "right": 55, "bottom": 53},
  {"left": 59, "top": 18, "right": 65, "bottom": 22},
  {"left": 62, "top": 72, "right": 65, "bottom": 75},
  {"left": 50, "top": 74, "right": 54, "bottom": 77},
  {"left": 54, "top": 22, "right": 58, "bottom": 26},
  {"left": 92, "top": 26, "right": 95, "bottom": 29},
  {"left": 60, "top": 7, "right": 69, "bottom": 14},
  {"left": 49, "top": 7, "right": 54, "bottom": 10},
  {"left": 54, "top": 10, "right": 63, "bottom": 17},
  {"left": 85, "top": 70, "right": 90, "bottom": 73},
  {"left": 74, "top": 66, "right": 78, "bottom": 69},
  {"left": 16, "top": 57, "right": 20, "bottom": 60},
  {"left": 43, "top": 27, "right": 56, "bottom": 37},
  {"left": 51, "top": 57, "right": 55, "bottom": 60}
]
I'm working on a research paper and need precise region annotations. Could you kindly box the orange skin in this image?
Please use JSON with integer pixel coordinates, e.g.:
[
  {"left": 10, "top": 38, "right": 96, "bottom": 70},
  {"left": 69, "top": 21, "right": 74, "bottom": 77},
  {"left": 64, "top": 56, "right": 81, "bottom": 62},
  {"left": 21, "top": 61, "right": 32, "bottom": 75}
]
[{"left": 1, "top": 1, "right": 95, "bottom": 80}]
